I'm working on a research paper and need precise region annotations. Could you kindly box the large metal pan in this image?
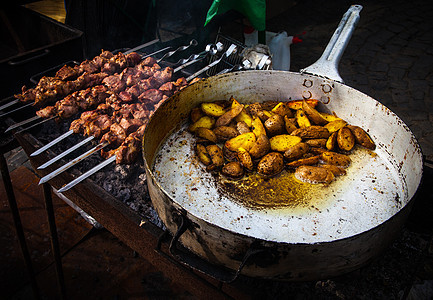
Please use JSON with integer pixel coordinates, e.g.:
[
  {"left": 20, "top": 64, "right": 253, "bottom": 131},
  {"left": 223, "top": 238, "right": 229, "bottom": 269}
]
[{"left": 142, "top": 5, "right": 423, "bottom": 281}]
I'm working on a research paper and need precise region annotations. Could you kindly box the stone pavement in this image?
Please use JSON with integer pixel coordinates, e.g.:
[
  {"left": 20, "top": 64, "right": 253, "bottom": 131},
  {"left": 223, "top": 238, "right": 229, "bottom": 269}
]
[{"left": 266, "top": 0, "right": 433, "bottom": 163}]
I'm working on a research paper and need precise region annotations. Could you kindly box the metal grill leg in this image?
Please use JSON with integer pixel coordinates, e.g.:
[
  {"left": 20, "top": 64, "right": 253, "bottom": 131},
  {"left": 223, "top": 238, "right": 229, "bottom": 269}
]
[
  {"left": 42, "top": 183, "right": 66, "bottom": 299},
  {"left": 0, "top": 152, "right": 41, "bottom": 300}
]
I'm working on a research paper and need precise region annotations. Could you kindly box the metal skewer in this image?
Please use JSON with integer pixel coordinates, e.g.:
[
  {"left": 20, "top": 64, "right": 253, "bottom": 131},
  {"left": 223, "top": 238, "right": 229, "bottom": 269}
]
[
  {"left": 38, "top": 142, "right": 108, "bottom": 185},
  {"left": 57, "top": 155, "right": 116, "bottom": 193},
  {"left": 5, "top": 115, "right": 43, "bottom": 133},
  {"left": 37, "top": 136, "right": 95, "bottom": 169},
  {"left": 157, "top": 39, "right": 198, "bottom": 63},
  {"left": 31, "top": 130, "right": 74, "bottom": 156},
  {"left": 0, "top": 98, "right": 20, "bottom": 112},
  {"left": 0, "top": 102, "right": 33, "bottom": 118}
]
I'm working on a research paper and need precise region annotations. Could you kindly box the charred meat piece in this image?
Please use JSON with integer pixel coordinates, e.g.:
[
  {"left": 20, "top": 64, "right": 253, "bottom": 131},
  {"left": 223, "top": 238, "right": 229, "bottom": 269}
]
[{"left": 55, "top": 65, "right": 79, "bottom": 81}]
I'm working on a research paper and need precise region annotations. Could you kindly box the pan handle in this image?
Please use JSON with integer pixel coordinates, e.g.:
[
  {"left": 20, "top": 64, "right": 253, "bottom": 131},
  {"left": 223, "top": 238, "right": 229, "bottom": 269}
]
[
  {"left": 300, "top": 4, "right": 363, "bottom": 83},
  {"left": 163, "top": 211, "right": 267, "bottom": 283}
]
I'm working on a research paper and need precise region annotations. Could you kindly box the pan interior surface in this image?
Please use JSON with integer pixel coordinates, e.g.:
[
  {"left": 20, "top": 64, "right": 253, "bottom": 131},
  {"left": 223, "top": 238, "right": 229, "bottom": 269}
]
[{"left": 152, "top": 122, "right": 406, "bottom": 244}]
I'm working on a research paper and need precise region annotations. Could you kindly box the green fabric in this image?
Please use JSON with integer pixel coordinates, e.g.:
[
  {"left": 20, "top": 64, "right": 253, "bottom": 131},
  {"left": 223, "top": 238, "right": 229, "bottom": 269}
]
[{"left": 204, "top": 0, "right": 266, "bottom": 31}]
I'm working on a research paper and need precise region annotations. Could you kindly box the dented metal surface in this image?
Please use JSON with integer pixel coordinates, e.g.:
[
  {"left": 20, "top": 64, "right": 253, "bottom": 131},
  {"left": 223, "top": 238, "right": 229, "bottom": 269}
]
[{"left": 142, "top": 70, "right": 423, "bottom": 280}]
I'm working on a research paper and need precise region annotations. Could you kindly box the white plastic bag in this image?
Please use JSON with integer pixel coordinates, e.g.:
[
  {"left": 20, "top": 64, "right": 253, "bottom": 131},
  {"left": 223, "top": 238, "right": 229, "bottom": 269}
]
[{"left": 268, "top": 31, "right": 296, "bottom": 71}]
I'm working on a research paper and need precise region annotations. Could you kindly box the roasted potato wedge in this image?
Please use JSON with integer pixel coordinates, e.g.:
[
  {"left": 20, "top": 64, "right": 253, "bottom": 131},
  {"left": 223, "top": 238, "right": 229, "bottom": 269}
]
[
  {"left": 221, "top": 161, "right": 244, "bottom": 179},
  {"left": 236, "top": 121, "right": 251, "bottom": 134},
  {"left": 319, "top": 164, "right": 346, "bottom": 176},
  {"left": 290, "top": 126, "right": 330, "bottom": 139},
  {"left": 321, "top": 112, "right": 342, "bottom": 122},
  {"left": 321, "top": 151, "right": 351, "bottom": 167},
  {"left": 324, "top": 119, "right": 347, "bottom": 133},
  {"left": 261, "top": 100, "right": 279, "bottom": 111},
  {"left": 188, "top": 116, "right": 215, "bottom": 132},
  {"left": 223, "top": 144, "right": 238, "bottom": 161},
  {"left": 284, "top": 116, "right": 298, "bottom": 134},
  {"left": 257, "top": 110, "right": 274, "bottom": 122},
  {"left": 249, "top": 134, "right": 271, "bottom": 159},
  {"left": 245, "top": 102, "right": 263, "bottom": 117},
  {"left": 286, "top": 155, "right": 320, "bottom": 168},
  {"left": 295, "top": 109, "right": 311, "bottom": 128},
  {"left": 294, "top": 165, "right": 334, "bottom": 184},
  {"left": 215, "top": 102, "right": 244, "bottom": 127},
  {"left": 337, "top": 127, "right": 356, "bottom": 151},
  {"left": 213, "top": 126, "right": 239, "bottom": 141},
  {"left": 271, "top": 102, "right": 293, "bottom": 117},
  {"left": 190, "top": 107, "right": 204, "bottom": 123},
  {"left": 195, "top": 127, "right": 217, "bottom": 143},
  {"left": 225, "top": 132, "right": 256, "bottom": 152},
  {"left": 283, "top": 142, "right": 310, "bottom": 160},
  {"left": 251, "top": 116, "right": 267, "bottom": 137},
  {"left": 264, "top": 114, "right": 286, "bottom": 136},
  {"left": 347, "top": 125, "right": 376, "bottom": 150},
  {"left": 305, "top": 138, "right": 327, "bottom": 148},
  {"left": 302, "top": 100, "right": 328, "bottom": 125},
  {"left": 231, "top": 98, "right": 253, "bottom": 127},
  {"left": 269, "top": 134, "right": 302, "bottom": 152},
  {"left": 196, "top": 144, "right": 211, "bottom": 165},
  {"left": 257, "top": 152, "right": 284, "bottom": 176},
  {"left": 237, "top": 147, "right": 254, "bottom": 171},
  {"left": 201, "top": 102, "right": 226, "bottom": 117},
  {"left": 287, "top": 99, "right": 319, "bottom": 110},
  {"left": 326, "top": 132, "right": 338, "bottom": 150},
  {"left": 206, "top": 144, "right": 225, "bottom": 168}
]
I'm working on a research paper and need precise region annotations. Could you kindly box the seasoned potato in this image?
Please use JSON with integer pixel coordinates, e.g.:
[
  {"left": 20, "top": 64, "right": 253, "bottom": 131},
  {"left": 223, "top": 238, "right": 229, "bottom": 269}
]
[
  {"left": 284, "top": 116, "right": 298, "bottom": 134},
  {"left": 231, "top": 98, "right": 253, "bottom": 127},
  {"left": 295, "top": 109, "right": 311, "bottom": 128},
  {"left": 271, "top": 102, "right": 293, "bottom": 117},
  {"left": 337, "top": 127, "right": 356, "bottom": 151},
  {"left": 321, "top": 151, "right": 351, "bottom": 167},
  {"left": 225, "top": 132, "right": 256, "bottom": 152},
  {"left": 201, "top": 102, "right": 226, "bottom": 117},
  {"left": 347, "top": 125, "right": 376, "bottom": 150},
  {"left": 269, "top": 134, "right": 302, "bottom": 152},
  {"left": 321, "top": 112, "right": 342, "bottom": 122},
  {"left": 223, "top": 144, "right": 238, "bottom": 161},
  {"left": 326, "top": 132, "right": 338, "bottom": 150},
  {"left": 319, "top": 164, "right": 346, "bottom": 176},
  {"left": 196, "top": 144, "right": 211, "bottom": 165},
  {"left": 206, "top": 144, "right": 225, "bottom": 168},
  {"left": 251, "top": 116, "right": 267, "bottom": 137},
  {"left": 290, "top": 126, "right": 330, "bottom": 139},
  {"left": 190, "top": 107, "right": 204, "bottom": 123},
  {"left": 221, "top": 161, "right": 244, "bottom": 179},
  {"left": 287, "top": 99, "right": 319, "bottom": 110},
  {"left": 257, "top": 152, "right": 284, "bottom": 176},
  {"left": 249, "top": 134, "right": 271, "bottom": 159},
  {"left": 261, "top": 100, "right": 279, "bottom": 111},
  {"left": 305, "top": 138, "right": 327, "bottom": 148},
  {"left": 236, "top": 121, "right": 251, "bottom": 134},
  {"left": 257, "top": 110, "right": 274, "bottom": 122},
  {"left": 294, "top": 165, "right": 334, "bottom": 184},
  {"left": 324, "top": 120, "right": 347, "bottom": 133},
  {"left": 195, "top": 127, "right": 217, "bottom": 143},
  {"left": 245, "top": 102, "right": 263, "bottom": 117},
  {"left": 237, "top": 147, "right": 254, "bottom": 171},
  {"left": 188, "top": 116, "right": 215, "bottom": 132},
  {"left": 302, "top": 100, "right": 328, "bottom": 125},
  {"left": 215, "top": 102, "right": 244, "bottom": 127},
  {"left": 284, "top": 142, "right": 310, "bottom": 160},
  {"left": 286, "top": 155, "right": 321, "bottom": 168},
  {"left": 213, "top": 126, "right": 239, "bottom": 141},
  {"left": 264, "top": 114, "right": 286, "bottom": 136}
]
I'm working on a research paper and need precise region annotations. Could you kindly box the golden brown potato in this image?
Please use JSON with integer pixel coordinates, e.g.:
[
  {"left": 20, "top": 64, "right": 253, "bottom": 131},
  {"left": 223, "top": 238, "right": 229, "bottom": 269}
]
[
  {"left": 261, "top": 100, "right": 279, "bottom": 111},
  {"left": 251, "top": 116, "right": 267, "bottom": 137},
  {"left": 249, "top": 134, "right": 271, "bottom": 159},
  {"left": 264, "top": 114, "right": 286, "bottom": 136},
  {"left": 225, "top": 132, "right": 256, "bottom": 152},
  {"left": 290, "top": 126, "right": 330, "bottom": 139},
  {"left": 305, "top": 138, "right": 327, "bottom": 148},
  {"left": 257, "top": 110, "right": 274, "bottom": 122},
  {"left": 237, "top": 148, "right": 254, "bottom": 171},
  {"left": 284, "top": 116, "right": 298, "bottom": 134},
  {"left": 326, "top": 131, "right": 338, "bottom": 150},
  {"left": 206, "top": 145, "right": 225, "bottom": 168},
  {"left": 321, "top": 112, "right": 342, "bottom": 122},
  {"left": 257, "top": 152, "right": 284, "bottom": 176},
  {"left": 337, "top": 127, "right": 356, "bottom": 151},
  {"left": 269, "top": 134, "right": 302, "bottom": 152},
  {"left": 295, "top": 109, "right": 311, "bottom": 128},
  {"left": 287, "top": 99, "right": 319, "bottom": 110},
  {"left": 245, "top": 102, "right": 263, "bottom": 117},
  {"left": 236, "top": 121, "right": 251, "bottom": 134},
  {"left": 321, "top": 151, "right": 351, "bottom": 167},
  {"left": 347, "top": 125, "right": 376, "bottom": 150},
  {"left": 191, "top": 107, "right": 204, "bottom": 123},
  {"left": 286, "top": 155, "right": 321, "bottom": 168},
  {"left": 324, "top": 119, "right": 347, "bottom": 133},
  {"left": 302, "top": 100, "right": 328, "bottom": 125},
  {"left": 271, "top": 102, "right": 293, "bottom": 117},
  {"left": 223, "top": 144, "right": 238, "bottom": 161},
  {"left": 195, "top": 127, "right": 217, "bottom": 143},
  {"left": 201, "top": 102, "right": 226, "bottom": 117},
  {"left": 213, "top": 126, "right": 239, "bottom": 141},
  {"left": 294, "top": 165, "right": 334, "bottom": 184},
  {"left": 221, "top": 161, "right": 244, "bottom": 179},
  {"left": 215, "top": 102, "right": 244, "bottom": 127},
  {"left": 196, "top": 144, "right": 211, "bottom": 165},
  {"left": 188, "top": 116, "right": 215, "bottom": 132},
  {"left": 319, "top": 164, "right": 346, "bottom": 176},
  {"left": 284, "top": 142, "right": 310, "bottom": 160}
]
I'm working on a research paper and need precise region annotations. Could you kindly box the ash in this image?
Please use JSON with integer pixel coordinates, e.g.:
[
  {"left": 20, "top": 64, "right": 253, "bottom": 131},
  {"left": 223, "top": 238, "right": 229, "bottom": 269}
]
[{"left": 36, "top": 119, "right": 164, "bottom": 228}]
